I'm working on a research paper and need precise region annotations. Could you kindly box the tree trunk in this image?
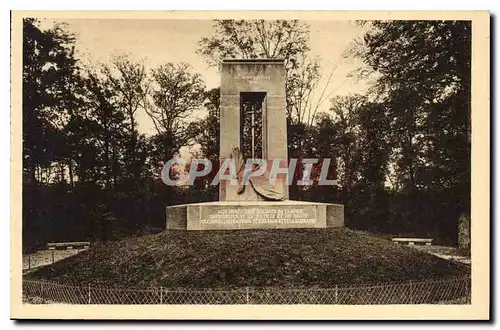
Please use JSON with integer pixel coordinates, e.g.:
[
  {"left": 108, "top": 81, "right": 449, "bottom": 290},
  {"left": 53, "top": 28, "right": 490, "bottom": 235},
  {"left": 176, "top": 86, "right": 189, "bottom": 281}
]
[
  {"left": 68, "top": 160, "right": 74, "bottom": 189},
  {"left": 112, "top": 143, "right": 117, "bottom": 189},
  {"left": 129, "top": 108, "right": 139, "bottom": 184}
]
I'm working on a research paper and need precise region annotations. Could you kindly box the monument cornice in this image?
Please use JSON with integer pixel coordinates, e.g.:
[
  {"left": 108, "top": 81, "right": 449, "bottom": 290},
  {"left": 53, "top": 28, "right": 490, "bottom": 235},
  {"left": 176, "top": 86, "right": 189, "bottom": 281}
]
[{"left": 222, "top": 58, "right": 285, "bottom": 64}]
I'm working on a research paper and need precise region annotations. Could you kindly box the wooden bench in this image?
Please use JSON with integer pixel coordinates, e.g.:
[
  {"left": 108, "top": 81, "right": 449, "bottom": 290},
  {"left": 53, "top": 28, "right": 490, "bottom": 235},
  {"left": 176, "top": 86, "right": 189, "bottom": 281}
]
[
  {"left": 392, "top": 238, "right": 433, "bottom": 246},
  {"left": 47, "top": 242, "right": 91, "bottom": 250}
]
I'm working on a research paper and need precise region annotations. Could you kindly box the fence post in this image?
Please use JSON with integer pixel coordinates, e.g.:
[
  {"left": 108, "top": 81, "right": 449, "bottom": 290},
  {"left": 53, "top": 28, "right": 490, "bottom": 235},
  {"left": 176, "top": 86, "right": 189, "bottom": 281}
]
[
  {"left": 28, "top": 254, "right": 31, "bottom": 270},
  {"left": 40, "top": 281, "right": 43, "bottom": 296},
  {"left": 246, "top": 287, "right": 250, "bottom": 304},
  {"left": 335, "top": 285, "right": 338, "bottom": 304},
  {"left": 51, "top": 250, "right": 55, "bottom": 264},
  {"left": 160, "top": 287, "right": 163, "bottom": 304},
  {"left": 88, "top": 283, "right": 91, "bottom": 304}
]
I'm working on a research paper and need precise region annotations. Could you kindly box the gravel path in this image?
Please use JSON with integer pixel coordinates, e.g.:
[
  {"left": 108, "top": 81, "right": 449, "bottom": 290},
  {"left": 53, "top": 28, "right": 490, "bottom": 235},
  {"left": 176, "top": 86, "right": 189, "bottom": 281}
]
[
  {"left": 23, "top": 249, "right": 83, "bottom": 272},
  {"left": 410, "top": 245, "right": 471, "bottom": 265}
]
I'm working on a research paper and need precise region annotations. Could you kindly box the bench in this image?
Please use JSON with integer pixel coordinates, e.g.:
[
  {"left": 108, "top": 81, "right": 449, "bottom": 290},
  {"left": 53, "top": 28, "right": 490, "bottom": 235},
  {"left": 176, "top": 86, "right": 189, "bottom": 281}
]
[
  {"left": 392, "top": 238, "right": 433, "bottom": 246},
  {"left": 47, "top": 242, "right": 91, "bottom": 250}
]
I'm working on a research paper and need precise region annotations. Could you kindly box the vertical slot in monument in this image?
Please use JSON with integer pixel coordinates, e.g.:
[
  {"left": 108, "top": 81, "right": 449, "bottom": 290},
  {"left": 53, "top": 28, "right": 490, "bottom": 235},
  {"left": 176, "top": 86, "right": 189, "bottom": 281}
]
[{"left": 240, "top": 92, "right": 266, "bottom": 161}]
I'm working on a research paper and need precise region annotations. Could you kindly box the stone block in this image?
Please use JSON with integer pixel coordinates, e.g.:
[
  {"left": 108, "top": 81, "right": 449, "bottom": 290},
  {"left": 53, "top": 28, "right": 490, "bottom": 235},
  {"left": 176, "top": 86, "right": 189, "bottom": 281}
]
[
  {"left": 166, "top": 200, "right": 344, "bottom": 231},
  {"left": 166, "top": 204, "right": 187, "bottom": 230},
  {"left": 325, "top": 204, "right": 344, "bottom": 228}
]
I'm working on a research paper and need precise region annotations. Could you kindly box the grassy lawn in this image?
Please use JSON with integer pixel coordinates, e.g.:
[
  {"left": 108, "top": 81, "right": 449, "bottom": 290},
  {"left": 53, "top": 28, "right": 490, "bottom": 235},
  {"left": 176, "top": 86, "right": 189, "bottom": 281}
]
[{"left": 25, "top": 228, "right": 469, "bottom": 289}]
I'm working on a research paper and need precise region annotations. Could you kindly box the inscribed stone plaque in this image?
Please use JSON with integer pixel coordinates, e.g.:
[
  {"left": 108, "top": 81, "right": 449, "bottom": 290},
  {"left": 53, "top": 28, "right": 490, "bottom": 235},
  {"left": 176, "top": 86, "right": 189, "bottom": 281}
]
[{"left": 199, "top": 205, "right": 318, "bottom": 230}]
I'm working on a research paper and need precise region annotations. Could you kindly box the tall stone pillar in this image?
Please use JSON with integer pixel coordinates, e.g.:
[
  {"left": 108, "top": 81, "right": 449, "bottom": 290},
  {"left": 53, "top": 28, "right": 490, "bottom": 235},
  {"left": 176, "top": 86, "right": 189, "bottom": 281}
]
[{"left": 220, "top": 59, "right": 288, "bottom": 201}]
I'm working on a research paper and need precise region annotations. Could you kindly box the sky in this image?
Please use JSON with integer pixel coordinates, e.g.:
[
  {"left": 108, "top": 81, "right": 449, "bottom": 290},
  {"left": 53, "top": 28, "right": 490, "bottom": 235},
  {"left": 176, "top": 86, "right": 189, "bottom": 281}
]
[{"left": 39, "top": 18, "right": 370, "bottom": 136}]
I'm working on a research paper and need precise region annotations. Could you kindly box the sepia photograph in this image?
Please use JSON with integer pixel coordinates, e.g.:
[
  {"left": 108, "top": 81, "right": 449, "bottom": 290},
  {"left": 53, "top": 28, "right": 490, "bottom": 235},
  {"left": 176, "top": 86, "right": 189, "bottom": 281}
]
[{"left": 10, "top": 10, "right": 489, "bottom": 320}]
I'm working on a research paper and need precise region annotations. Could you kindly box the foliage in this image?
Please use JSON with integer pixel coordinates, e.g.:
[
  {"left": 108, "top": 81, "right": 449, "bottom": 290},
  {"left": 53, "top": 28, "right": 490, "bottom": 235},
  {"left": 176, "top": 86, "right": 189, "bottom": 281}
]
[
  {"left": 197, "top": 20, "right": 310, "bottom": 66},
  {"left": 146, "top": 62, "right": 206, "bottom": 161},
  {"left": 318, "top": 21, "right": 471, "bottom": 241},
  {"left": 22, "top": 20, "right": 206, "bottom": 250},
  {"left": 101, "top": 54, "right": 149, "bottom": 181},
  {"left": 23, "top": 18, "right": 83, "bottom": 249},
  {"left": 184, "top": 88, "right": 221, "bottom": 200}
]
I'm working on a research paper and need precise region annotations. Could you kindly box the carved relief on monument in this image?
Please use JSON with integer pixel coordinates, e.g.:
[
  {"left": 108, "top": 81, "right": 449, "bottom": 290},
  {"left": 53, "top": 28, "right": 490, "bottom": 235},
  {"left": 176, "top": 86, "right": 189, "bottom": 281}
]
[{"left": 231, "top": 147, "right": 284, "bottom": 201}]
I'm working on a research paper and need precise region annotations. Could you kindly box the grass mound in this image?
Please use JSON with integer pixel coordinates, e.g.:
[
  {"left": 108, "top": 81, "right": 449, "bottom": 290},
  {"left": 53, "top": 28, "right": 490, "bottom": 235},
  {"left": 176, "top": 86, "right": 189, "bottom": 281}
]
[{"left": 26, "top": 228, "right": 469, "bottom": 289}]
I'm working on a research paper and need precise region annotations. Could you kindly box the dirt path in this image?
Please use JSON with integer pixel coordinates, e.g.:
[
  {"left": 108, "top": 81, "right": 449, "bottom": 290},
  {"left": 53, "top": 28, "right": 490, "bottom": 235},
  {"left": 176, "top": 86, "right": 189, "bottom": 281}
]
[
  {"left": 23, "top": 249, "right": 83, "bottom": 272},
  {"left": 410, "top": 245, "right": 471, "bottom": 265}
]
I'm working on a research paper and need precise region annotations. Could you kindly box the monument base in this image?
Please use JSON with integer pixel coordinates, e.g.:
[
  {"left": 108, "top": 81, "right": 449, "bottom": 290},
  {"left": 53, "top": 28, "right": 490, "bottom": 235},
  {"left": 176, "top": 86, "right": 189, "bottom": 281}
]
[{"left": 166, "top": 201, "right": 344, "bottom": 231}]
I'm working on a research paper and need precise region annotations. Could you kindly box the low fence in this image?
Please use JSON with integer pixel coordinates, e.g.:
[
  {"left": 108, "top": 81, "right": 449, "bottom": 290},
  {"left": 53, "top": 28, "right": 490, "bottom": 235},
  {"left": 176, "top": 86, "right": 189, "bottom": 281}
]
[{"left": 23, "top": 275, "right": 470, "bottom": 305}]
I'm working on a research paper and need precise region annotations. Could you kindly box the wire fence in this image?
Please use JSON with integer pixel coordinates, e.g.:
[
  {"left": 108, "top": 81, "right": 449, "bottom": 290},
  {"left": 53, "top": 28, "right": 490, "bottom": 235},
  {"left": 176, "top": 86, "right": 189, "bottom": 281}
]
[{"left": 23, "top": 275, "right": 470, "bottom": 305}]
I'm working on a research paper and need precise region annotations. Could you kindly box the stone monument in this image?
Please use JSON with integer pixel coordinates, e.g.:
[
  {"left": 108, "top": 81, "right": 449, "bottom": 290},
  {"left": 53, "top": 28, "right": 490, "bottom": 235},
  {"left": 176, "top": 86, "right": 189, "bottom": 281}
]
[{"left": 166, "top": 59, "right": 344, "bottom": 230}]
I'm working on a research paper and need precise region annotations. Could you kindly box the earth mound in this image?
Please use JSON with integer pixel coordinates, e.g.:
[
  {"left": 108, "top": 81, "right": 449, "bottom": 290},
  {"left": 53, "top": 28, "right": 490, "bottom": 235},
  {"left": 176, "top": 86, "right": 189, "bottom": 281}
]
[{"left": 26, "top": 228, "right": 469, "bottom": 289}]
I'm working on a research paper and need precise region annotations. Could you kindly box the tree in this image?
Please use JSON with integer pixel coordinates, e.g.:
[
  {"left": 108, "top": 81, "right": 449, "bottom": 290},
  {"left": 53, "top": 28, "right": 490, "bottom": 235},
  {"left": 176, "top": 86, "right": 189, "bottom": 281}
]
[
  {"left": 75, "top": 70, "right": 124, "bottom": 185},
  {"left": 198, "top": 20, "right": 310, "bottom": 66},
  {"left": 146, "top": 62, "right": 206, "bottom": 162},
  {"left": 22, "top": 21, "right": 210, "bottom": 248},
  {"left": 101, "top": 54, "right": 149, "bottom": 183},
  {"left": 185, "top": 87, "right": 221, "bottom": 201},
  {"left": 325, "top": 95, "right": 364, "bottom": 192},
  {"left": 187, "top": 87, "right": 220, "bottom": 164},
  {"left": 22, "top": 18, "right": 82, "bottom": 250},
  {"left": 197, "top": 20, "right": 322, "bottom": 124},
  {"left": 346, "top": 20, "right": 471, "bottom": 242},
  {"left": 286, "top": 55, "right": 322, "bottom": 125}
]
